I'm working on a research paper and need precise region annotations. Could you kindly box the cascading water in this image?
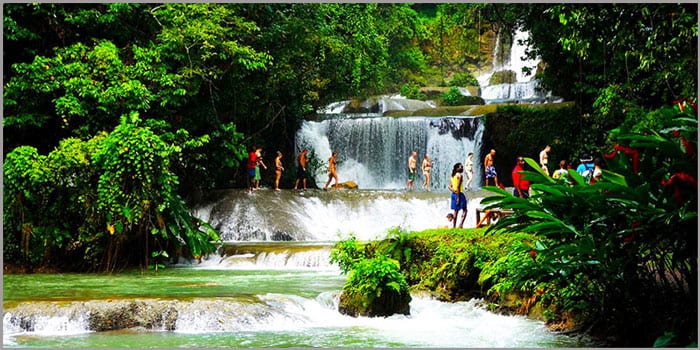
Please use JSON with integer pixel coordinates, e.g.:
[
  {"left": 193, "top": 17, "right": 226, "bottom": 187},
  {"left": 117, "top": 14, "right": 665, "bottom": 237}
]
[
  {"left": 295, "top": 116, "right": 484, "bottom": 191},
  {"left": 478, "top": 28, "right": 561, "bottom": 104},
  {"left": 193, "top": 190, "right": 487, "bottom": 242}
]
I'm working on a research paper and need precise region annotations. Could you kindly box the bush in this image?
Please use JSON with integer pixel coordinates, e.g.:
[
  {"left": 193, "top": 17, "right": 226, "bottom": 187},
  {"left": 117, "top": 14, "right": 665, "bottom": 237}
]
[
  {"left": 449, "top": 72, "right": 479, "bottom": 87},
  {"left": 399, "top": 82, "right": 427, "bottom": 100},
  {"left": 3, "top": 112, "right": 220, "bottom": 271},
  {"left": 438, "top": 86, "right": 484, "bottom": 106},
  {"left": 338, "top": 254, "right": 411, "bottom": 317},
  {"left": 480, "top": 102, "right": 698, "bottom": 346}
]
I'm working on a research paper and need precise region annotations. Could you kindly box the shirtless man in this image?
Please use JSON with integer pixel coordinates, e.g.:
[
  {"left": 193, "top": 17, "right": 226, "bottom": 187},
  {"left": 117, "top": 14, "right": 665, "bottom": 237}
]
[
  {"left": 539, "top": 145, "right": 551, "bottom": 176},
  {"left": 406, "top": 151, "right": 418, "bottom": 190},
  {"left": 484, "top": 149, "right": 499, "bottom": 187},
  {"left": 324, "top": 151, "right": 339, "bottom": 190},
  {"left": 293, "top": 149, "right": 309, "bottom": 191}
]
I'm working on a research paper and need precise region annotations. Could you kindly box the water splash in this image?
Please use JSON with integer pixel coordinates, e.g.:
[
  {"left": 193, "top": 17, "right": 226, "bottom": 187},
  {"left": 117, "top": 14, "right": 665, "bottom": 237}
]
[
  {"left": 193, "top": 190, "right": 488, "bottom": 242},
  {"left": 3, "top": 296, "right": 593, "bottom": 347}
]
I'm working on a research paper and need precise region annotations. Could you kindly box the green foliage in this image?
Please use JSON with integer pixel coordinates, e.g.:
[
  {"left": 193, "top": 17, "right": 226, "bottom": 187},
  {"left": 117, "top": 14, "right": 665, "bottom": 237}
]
[
  {"left": 3, "top": 112, "right": 221, "bottom": 271},
  {"left": 524, "top": 4, "right": 697, "bottom": 111},
  {"left": 343, "top": 254, "right": 410, "bottom": 307},
  {"left": 383, "top": 227, "right": 413, "bottom": 268},
  {"left": 399, "top": 82, "right": 427, "bottom": 100},
  {"left": 438, "top": 86, "right": 474, "bottom": 106},
  {"left": 481, "top": 103, "right": 697, "bottom": 345},
  {"left": 330, "top": 234, "right": 367, "bottom": 274},
  {"left": 371, "top": 227, "right": 534, "bottom": 300},
  {"left": 149, "top": 250, "right": 169, "bottom": 271},
  {"left": 449, "top": 72, "right": 479, "bottom": 87}
]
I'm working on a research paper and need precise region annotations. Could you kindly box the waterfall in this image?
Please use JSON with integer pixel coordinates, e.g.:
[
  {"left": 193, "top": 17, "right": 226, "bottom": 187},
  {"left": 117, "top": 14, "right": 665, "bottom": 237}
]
[
  {"left": 478, "top": 28, "right": 561, "bottom": 104},
  {"left": 295, "top": 116, "right": 484, "bottom": 191},
  {"left": 193, "top": 189, "right": 487, "bottom": 242}
]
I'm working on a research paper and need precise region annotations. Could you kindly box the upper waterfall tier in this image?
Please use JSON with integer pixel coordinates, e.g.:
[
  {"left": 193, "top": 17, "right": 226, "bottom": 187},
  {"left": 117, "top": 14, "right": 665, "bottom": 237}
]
[{"left": 296, "top": 116, "right": 484, "bottom": 191}]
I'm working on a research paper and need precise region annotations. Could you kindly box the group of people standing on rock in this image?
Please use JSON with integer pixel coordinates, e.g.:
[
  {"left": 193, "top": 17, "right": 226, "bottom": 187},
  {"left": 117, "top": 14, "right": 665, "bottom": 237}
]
[
  {"left": 510, "top": 145, "right": 604, "bottom": 200},
  {"left": 284, "top": 148, "right": 340, "bottom": 192},
  {"left": 405, "top": 151, "right": 476, "bottom": 192},
  {"left": 246, "top": 146, "right": 341, "bottom": 193},
  {"left": 443, "top": 145, "right": 605, "bottom": 229}
]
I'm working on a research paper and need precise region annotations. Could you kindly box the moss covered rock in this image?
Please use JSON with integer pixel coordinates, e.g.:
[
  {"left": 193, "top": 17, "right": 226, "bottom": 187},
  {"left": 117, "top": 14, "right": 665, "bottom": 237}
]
[{"left": 335, "top": 254, "right": 412, "bottom": 318}]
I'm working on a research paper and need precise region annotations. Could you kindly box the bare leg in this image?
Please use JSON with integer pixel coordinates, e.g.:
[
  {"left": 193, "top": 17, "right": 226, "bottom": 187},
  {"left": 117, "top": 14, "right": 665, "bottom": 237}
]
[{"left": 458, "top": 209, "right": 467, "bottom": 228}]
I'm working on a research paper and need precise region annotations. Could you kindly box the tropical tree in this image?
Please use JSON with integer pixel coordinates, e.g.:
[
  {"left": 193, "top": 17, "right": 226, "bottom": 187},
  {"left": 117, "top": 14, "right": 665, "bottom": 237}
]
[
  {"left": 521, "top": 4, "right": 697, "bottom": 112},
  {"left": 4, "top": 113, "right": 221, "bottom": 271}
]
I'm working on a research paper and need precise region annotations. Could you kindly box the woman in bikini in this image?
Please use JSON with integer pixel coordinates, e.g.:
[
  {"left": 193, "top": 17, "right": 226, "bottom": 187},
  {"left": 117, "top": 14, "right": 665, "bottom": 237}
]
[
  {"left": 274, "top": 151, "right": 284, "bottom": 191},
  {"left": 421, "top": 154, "right": 433, "bottom": 190}
]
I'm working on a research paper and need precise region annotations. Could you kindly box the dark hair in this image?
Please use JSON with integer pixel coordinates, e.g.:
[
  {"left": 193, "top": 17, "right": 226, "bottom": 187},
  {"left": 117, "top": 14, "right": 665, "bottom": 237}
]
[{"left": 451, "top": 163, "right": 463, "bottom": 177}]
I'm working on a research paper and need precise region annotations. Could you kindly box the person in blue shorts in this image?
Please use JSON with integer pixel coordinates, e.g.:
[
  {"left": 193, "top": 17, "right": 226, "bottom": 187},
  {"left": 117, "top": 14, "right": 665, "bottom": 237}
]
[
  {"left": 448, "top": 163, "right": 467, "bottom": 228},
  {"left": 484, "top": 148, "right": 499, "bottom": 187}
]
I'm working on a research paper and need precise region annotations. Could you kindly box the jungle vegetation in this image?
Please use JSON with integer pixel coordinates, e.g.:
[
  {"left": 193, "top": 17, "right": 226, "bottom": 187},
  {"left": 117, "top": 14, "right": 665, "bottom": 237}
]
[{"left": 3, "top": 7, "right": 697, "bottom": 335}]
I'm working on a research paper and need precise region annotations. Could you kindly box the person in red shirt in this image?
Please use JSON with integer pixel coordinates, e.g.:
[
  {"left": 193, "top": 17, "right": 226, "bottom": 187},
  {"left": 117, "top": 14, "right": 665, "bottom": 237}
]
[
  {"left": 512, "top": 157, "right": 530, "bottom": 198},
  {"left": 246, "top": 146, "right": 258, "bottom": 192}
]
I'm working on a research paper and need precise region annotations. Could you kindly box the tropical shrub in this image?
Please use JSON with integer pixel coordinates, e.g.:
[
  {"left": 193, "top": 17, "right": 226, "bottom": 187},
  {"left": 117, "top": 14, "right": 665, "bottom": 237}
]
[
  {"left": 400, "top": 82, "right": 428, "bottom": 100},
  {"left": 449, "top": 72, "right": 479, "bottom": 87},
  {"left": 479, "top": 101, "right": 697, "bottom": 346},
  {"left": 3, "top": 112, "right": 220, "bottom": 271},
  {"left": 438, "top": 86, "right": 471, "bottom": 106},
  {"left": 339, "top": 254, "right": 411, "bottom": 314},
  {"left": 331, "top": 234, "right": 411, "bottom": 317}
]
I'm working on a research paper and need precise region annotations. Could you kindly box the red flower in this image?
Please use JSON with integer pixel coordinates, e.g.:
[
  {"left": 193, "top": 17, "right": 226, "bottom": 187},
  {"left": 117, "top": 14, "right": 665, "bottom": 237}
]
[
  {"left": 604, "top": 150, "right": 618, "bottom": 159},
  {"left": 605, "top": 144, "right": 640, "bottom": 173},
  {"left": 662, "top": 172, "right": 698, "bottom": 187},
  {"left": 529, "top": 249, "right": 537, "bottom": 261},
  {"left": 662, "top": 172, "right": 697, "bottom": 203},
  {"left": 672, "top": 129, "right": 695, "bottom": 157},
  {"left": 624, "top": 221, "right": 641, "bottom": 243},
  {"left": 674, "top": 98, "right": 698, "bottom": 113}
]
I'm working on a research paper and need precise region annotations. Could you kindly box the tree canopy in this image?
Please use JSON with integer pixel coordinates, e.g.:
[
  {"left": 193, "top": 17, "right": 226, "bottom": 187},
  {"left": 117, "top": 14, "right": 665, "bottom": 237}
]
[{"left": 3, "top": 3, "right": 696, "bottom": 275}]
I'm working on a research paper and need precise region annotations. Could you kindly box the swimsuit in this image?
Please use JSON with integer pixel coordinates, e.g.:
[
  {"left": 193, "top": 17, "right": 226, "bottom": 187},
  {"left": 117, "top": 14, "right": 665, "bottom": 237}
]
[
  {"left": 485, "top": 165, "right": 497, "bottom": 179},
  {"left": 297, "top": 157, "right": 306, "bottom": 180}
]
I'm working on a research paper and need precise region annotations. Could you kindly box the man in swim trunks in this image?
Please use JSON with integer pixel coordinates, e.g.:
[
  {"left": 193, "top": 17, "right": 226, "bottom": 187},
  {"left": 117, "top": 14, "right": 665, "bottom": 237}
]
[
  {"left": 484, "top": 149, "right": 499, "bottom": 187},
  {"left": 293, "top": 149, "right": 309, "bottom": 191},
  {"left": 449, "top": 163, "right": 467, "bottom": 228},
  {"left": 539, "top": 145, "right": 551, "bottom": 176},
  {"left": 407, "top": 150, "right": 417, "bottom": 190}
]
